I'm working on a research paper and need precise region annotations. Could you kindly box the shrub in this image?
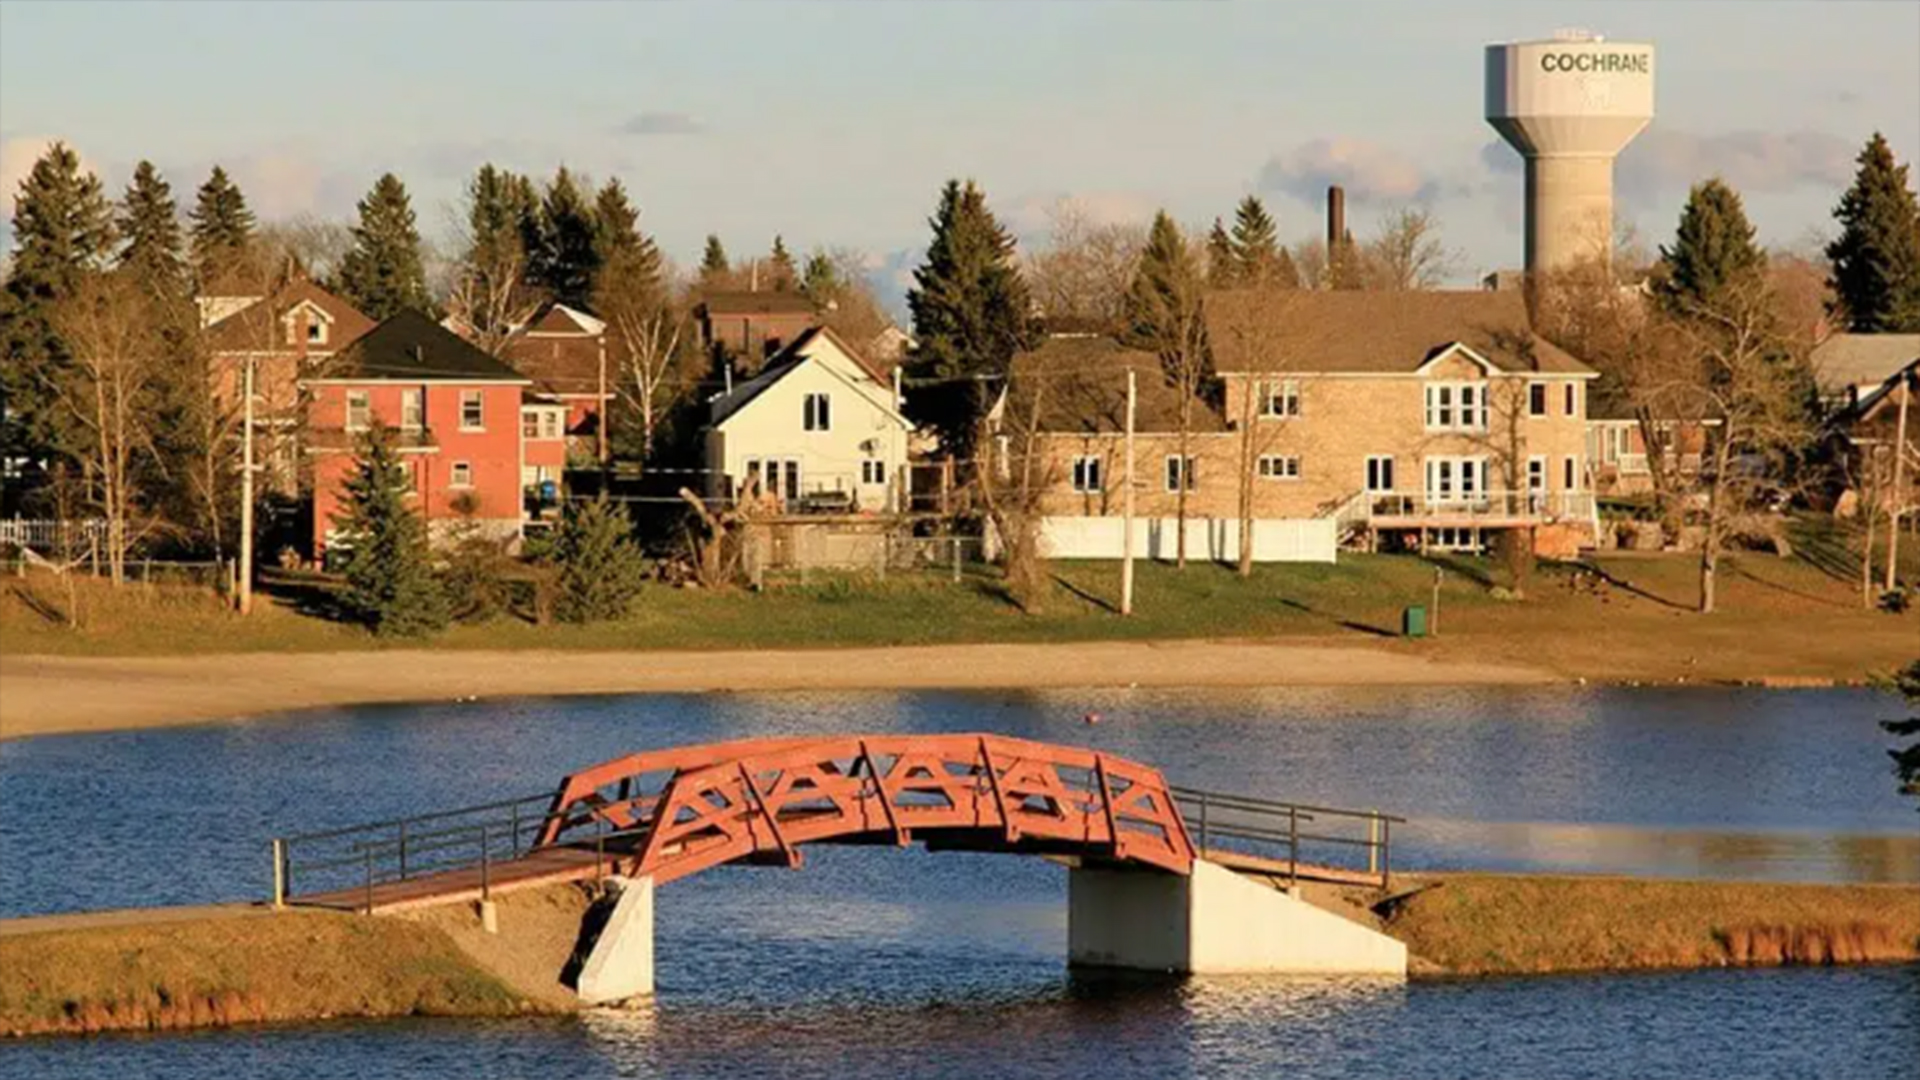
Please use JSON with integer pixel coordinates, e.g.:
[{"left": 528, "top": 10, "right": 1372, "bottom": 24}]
[
  {"left": 552, "top": 498, "right": 647, "bottom": 624},
  {"left": 332, "top": 426, "right": 448, "bottom": 637}
]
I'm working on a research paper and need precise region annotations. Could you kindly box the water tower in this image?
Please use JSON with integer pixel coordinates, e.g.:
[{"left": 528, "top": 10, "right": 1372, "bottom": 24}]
[{"left": 1486, "top": 30, "right": 1654, "bottom": 275}]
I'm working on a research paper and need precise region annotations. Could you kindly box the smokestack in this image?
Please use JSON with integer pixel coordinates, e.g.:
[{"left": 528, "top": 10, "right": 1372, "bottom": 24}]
[{"left": 1326, "top": 185, "right": 1345, "bottom": 256}]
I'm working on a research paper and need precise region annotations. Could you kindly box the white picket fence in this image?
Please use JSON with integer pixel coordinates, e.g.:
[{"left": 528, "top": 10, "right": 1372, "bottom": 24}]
[
  {"left": 1037, "top": 516, "right": 1337, "bottom": 564},
  {"left": 0, "top": 518, "right": 107, "bottom": 554}
]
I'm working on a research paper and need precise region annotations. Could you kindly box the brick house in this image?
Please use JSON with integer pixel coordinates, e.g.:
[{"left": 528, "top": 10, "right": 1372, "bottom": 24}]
[
  {"left": 697, "top": 291, "right": 818, "bottom": 377},
  {"left": 1018, "top": 289, "right": 1601, "bottom": 559},
  {"left": 499, "top": 302, "right": 613, "bottom": 464},
  {"left": 304, "top": 310, "right": 564, "bottom": 558},
  {"left": 200, "top": 278, "right": 376, "bottom": 489}
]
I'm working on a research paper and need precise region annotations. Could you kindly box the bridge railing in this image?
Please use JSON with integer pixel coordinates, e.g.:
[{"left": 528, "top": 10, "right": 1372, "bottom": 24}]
[
  {"left": 1170, "top": 786, "right": 1405, "bottom": 890},
  {"left": 274, "top": 791, "right": 580, "bottom": 910}
]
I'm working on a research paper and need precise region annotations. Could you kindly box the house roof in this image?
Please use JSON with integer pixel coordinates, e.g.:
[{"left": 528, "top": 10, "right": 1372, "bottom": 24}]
[
  {"left": 699, "top": 290, "right": 817, "bottom": 316},
  {"left": 1810, "top": 333, "right": 1920, "bottom": 396},
  {"left": 316, "top": 309, "right": 531, "bottom": 383},
  {"left": 709, "top": 324, "right": 897, "bottom": 427},
  {"left": 203, "top": 278, "right": 376, "bottom": 354},
  {"left": 1012, "top": 334, "right": 1227, "bottom": 435},
  {"left": 501, "top": 302, "right": 607, "bottom": 397},
  {"left": 1204, "top": 289, "right": 1594, "bottom": 376}
]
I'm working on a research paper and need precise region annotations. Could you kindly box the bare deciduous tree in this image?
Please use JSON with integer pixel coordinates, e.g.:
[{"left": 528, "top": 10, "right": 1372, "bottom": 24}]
[
  {"left": 610, "top": 286, "right": 690, "bottom": 462},
  {"left": 977, "top": 370, "right": 1056, "bottom": 611},
  {"left": 1026, "top": 199, "right": 1147, "bottom": 330},
  {"left": 1360, "top": 207, "right": 1457, "bottom": 291},
  {"left": 1210, "top": 286, "right": 1307, "bottom": 577}
]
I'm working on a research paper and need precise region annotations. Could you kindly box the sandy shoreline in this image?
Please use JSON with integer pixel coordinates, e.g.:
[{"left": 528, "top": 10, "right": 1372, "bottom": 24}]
[{"left": 0, "top": 640, "right": 1554, "bottom": 740}]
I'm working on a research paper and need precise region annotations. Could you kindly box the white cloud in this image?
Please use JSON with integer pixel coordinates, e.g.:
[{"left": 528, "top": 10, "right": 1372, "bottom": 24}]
[
  {"left": 1258, "top": 138, "right": 1438, "bottom": 205},
  {"left": 1002, "top": 191, "right": 1158, "bottom": 237},
  {"left": 614, "top": 111, "right": 708, "bottom": 136},
  {"left": 1614, "top": 129, "right": 1858, "bottom": 210}
]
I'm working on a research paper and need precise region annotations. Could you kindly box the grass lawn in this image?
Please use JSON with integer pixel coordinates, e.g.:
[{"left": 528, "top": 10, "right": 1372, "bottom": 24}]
[{"left": 2, "top": 549, "right": 1914, "bottom": 682}]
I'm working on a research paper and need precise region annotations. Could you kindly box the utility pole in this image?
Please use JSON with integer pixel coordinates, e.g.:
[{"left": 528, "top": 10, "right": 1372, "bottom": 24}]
[
  {"left": 1888, "top": 369, "right": 1912, "bottom": 593},
  {"left": 1121, "top": 367, "right": 1137, "bottom": 616},
  {"left": 238, "top": 357, "right": 256, "bottom": 615},
  {"left": 596, "top": 335, "right": 609, "bottom": 466}
]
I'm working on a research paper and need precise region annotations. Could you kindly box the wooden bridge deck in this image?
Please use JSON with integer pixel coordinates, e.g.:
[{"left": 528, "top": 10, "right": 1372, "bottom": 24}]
[{"left": 293, "top": 845, "right": 614, "bottom": 914}]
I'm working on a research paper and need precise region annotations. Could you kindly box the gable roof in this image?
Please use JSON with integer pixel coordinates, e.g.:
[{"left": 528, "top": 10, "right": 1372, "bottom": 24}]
[
  {"left": 1811, "top": 333, "right": 1920, "bottom": 396},
  {"left": 710, "top": 325, "right": 902, "bottom": 428},
  {"left": 315, "top": 309, "right": 531, "bottom": 383},
  {"left": 699, "top": 290, "right": 817, "bottom": 316},
  {"left": 500, "top": 302, "right": 608, "bottom": 397},
  {"left": 203, "top": 279, "right": 376, "bottom": 354},
  {"left": 1013, "top": 334, "right": 1228, "bottom": 435},
  {"left": 1204, "top": 289, "right": 1593, "bottom": 376},
  {"left": 522, "top": 302, "right": 607, "bottom": 336}
]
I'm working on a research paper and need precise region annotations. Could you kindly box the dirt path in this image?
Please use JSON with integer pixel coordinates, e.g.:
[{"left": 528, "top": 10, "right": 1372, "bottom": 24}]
[{"left": 0, "top": 640, "right": 1553, "bottom": 739}]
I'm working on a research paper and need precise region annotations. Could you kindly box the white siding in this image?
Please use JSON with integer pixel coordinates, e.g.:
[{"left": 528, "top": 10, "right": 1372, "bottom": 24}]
[{"left": 1037, "top": 517, "right": 1336, "bottom": 563}]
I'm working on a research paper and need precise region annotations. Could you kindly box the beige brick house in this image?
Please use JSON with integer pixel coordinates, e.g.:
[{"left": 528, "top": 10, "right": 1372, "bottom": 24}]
[{"left": 1022, "top": 289, "right": 1601, "bottom": 558}]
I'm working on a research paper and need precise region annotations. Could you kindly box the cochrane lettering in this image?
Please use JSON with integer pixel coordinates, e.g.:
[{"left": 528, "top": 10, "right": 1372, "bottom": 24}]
[{"left": 1541, "top": 51, "right": 1649, "bottom": 74}]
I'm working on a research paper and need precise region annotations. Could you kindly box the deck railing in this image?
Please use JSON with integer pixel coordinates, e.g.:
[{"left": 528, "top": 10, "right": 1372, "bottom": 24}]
[
  {"left": 1171, "top": 786, "right": 1405, "bottom": 890},
  {"left": 1359, "top": 490, "right": 1595, "bottom": 523}
]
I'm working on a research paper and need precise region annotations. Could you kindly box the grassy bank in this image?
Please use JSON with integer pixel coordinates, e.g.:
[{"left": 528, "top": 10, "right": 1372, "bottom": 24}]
[
  {"left": 1380, "top": 874, "right": 1920, "bottom": 976},
  {"left": 3, "top": 552, "right": 1914, "bottom": 684},
  {"left": 0, "top": 910, "right": 530, "bottom": 1037}
]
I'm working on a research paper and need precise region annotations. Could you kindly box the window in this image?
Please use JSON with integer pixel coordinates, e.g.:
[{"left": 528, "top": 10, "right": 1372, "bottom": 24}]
[
  {"left": 1071, "top": 455, "right": 1103, "bottom": 493},
  {"left": 1527, "top": 456, "right": 1547, "bottom": 512},
  {"left": 1425, "top": 382, "right": 1488, "bottom": 431},
  {"left": 1563, "top": 456, "right": 1578, "bottom": 490},
  {"left": 450, "top": 461, "right": 473, "bottom": 488},
  {"left": 346, "top": 391, "right": 371, "bottom": 432},
  {"left": 1164, "top": 455, "right": 1196, "bottom": 492},
  {"left": 522, "top": 409, "right": 562, "bottom": 440},
  {"left": 861, "top": 459, "right": 887, "bottom": 486},
  {"left": 307, "top": 320, "right": 326, "bottom": 345},
  {"left": 1365, "top": 455, "right": 1395, "bottom": 493},
  {"left": 1425, "top": 456, "right": 1486, "bottom": 503},
  {"left": 803, "top": 392, "right": 831, "bottom": 432},
  {"left": 747, "top": 458, "right": 800, "bottom": 500},
  {"left": 400, "top": 389, "right": 422, "bottom": 431},
  {"left": 1528, "top": 383, "right": 1549, "bottom": 417},
  {"left": 1564, "top": 383, "right": 1577, "bottom": 416},
  {"left": 1260, "top": 379, "right": 1300, "bottom": 419},
  {"left": 1258, "top": 454, "right": 1301, "bottom": 480},
  {"left": 460, "top": 390, "right": 484, "bottom": 431}
]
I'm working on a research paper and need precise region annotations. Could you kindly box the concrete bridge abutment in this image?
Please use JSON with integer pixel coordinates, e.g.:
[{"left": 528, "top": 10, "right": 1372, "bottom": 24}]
[
  {"left": 574, "top": 875, "right": 656, "bottom": 1004},
  {"left": 1067, "top": 858, "right": 1407, "bottom": 976}
]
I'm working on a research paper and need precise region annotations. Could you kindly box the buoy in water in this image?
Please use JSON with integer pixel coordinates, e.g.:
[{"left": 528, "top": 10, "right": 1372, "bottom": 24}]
[{"left": 1083, "top": 712, "right": 1101, "bottom": 725}]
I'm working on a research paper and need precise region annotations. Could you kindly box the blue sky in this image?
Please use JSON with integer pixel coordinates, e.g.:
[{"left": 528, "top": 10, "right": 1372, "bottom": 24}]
[{"left": 3, "top": 0, "right": 1916, "bottom": 299}]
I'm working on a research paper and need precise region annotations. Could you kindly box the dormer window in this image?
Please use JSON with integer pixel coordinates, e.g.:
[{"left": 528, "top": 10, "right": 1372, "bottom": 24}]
[
  {"left": 307, "top": 320, "right": 326, "bottom": 345},
  {"left": 285, "top": 303, "right": 331, "bottom": 347}
]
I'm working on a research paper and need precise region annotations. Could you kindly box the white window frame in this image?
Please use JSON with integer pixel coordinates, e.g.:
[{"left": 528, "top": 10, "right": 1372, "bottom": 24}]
[
  {"left": 400, "top": 388, "right": 423, "bottom": 432},
  {"left": 1365, "top": 455, "right": 1395, "bottom": 493},
  {"left": 450, "top": 461, "right": 474, "bottom": 489},
  {"left": 1564, "top": 382, "right": 1577, "bottom": 416},
  {"left": 860, "top": 459, "right": 887, "bottom": 486},
  {"left": 1425, "top": 382, "right": 1488, "bottom": 431},
  {"left": 1528, "top": 382, "right": 1549, "bottom": 418},
  {"left": 1071, "top": 455, "right": 1103, "bottom": 494},
  {"left": 459, "top": 390, "right": 485, "bottom": 431},
  {"left": 1259, "top": 379, "right": 1300, "bottom": 419},
  {"left": 802, "top": 392, "right": 832, "bottom": 432},
  {"left": 345, "top": 390, "right": 371, "bottom": 433},
  {"left": 1164, "top": 454, "right": 1196, "bottom": 492},
  {"left": 1257, "top": 454, "right": 1300, "bottom": 480},
  {"left": 1425, "top": 456, "right": 1487, "bottom": 504},
  {"left": 1563, "top": 456, "right": 1579, "bottom": 491},
  {"left": 1527, "top": 456, "right": 1547, "bottom": 512}
]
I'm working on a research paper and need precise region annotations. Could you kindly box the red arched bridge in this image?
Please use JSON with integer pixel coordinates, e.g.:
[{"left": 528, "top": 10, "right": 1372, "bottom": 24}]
[{"left": 273, "top": 734, "right": 1404, "bottom": 914}]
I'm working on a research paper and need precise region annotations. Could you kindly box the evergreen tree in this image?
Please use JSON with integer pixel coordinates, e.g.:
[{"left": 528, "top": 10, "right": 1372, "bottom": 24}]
[
  {"left": 533, "top": 168, "right": 599, "bottom": 310},
  {"left": 510, "top": 172, "right": 547, "bottom": 295},
  {"left": 552, "top": 496, "right": 647, "bottom": 623},
  {"left": 1655, "top": 178, "right": 1765, "bottom": 316},
  {"left": 769, "top": 235, "right": 797, "bottom": 290},
  {"left": 332, "top": 424, "right": 448, "bottom": 636},
  {"left": 590, "top": 178, "right": 661, "bottom": 302},
  {"left": 1205, "top": 218, "right": 1237, "bottom": 288},
  {"left": 1125, "top": 211, "right": 1210, "bottom": 567},
  {"left": 1827, "top": 133, "right": 1920, "bottom": 332},
  {"left": 1230, "top": 195, "right": 1295, "bottom": 287},
  {"left": 699, "top": 234, "right": 730, "bottom": 285},
  {"left": 801, "top": 251, "right": 841, "bottom": 302},
  {"left": 116, "top": 161, "right": 185, "bottom": 293},
  {"left": 905, "top": 179, "right": 1035, "bottom": 459},
  {"left": 1, "top": 141, "right": 114, "bottom": 496},
  {"left": 338, "top": 173, "right": 431, "bottom": 320},
  {"left": 188, "top": 165, "right": 256, "bottom": 290},
  {"left": 458, "top": 163, "right": 536, "bottom": 339}
]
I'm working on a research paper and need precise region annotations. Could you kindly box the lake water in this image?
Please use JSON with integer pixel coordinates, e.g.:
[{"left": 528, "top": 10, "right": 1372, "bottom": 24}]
[{"left": 2, "top": 685, "right": 1916, "bottom": 1077}]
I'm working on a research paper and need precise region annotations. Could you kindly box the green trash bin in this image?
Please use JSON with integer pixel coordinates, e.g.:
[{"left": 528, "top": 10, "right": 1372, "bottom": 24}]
[{"left": 1403, "top": 605, "right": 1427, "bottom": 638}]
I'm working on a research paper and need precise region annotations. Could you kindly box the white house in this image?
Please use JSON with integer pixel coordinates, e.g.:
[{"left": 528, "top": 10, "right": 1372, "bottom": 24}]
[{"left": 704, "top": 326, "right": 914, "bottom": 512}]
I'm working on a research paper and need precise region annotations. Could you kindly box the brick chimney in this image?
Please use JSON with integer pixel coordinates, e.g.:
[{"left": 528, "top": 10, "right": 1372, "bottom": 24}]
[{"left": 1326, "top": 185, "right": 1346, "bottom": 254}]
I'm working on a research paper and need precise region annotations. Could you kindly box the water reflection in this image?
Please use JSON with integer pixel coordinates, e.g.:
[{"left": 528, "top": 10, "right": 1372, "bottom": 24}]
[{"left": 1417, "top": 818, "right": 1920, "bottom": 883}]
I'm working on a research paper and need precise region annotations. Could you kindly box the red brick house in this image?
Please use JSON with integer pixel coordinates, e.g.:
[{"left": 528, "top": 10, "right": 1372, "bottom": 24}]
[
  {"left": 304, "top": 310, "right": 565, "bottom": 558},
  {"left": 499, "top": 302, "right": 613, "bottom": 464},
  {"left": 199, "top": 278, "right": 376, "bottom": 489}
]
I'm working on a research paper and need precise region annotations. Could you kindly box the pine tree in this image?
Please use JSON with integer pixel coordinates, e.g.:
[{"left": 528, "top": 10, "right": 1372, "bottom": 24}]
[
  {"left": 1655, "top": 178, "right": 1765, "bottom": 316},
  {"left": 188, "top": 165, "right": 256, "bottom": 290},
  {"left": 769, "top": 235, "right": 797, "bottom": 291},
  {"left": 905, "top": 179, "right": 1035, "bottom": 459},
  {"left": 1205, "top": 218, "right": 1237, "bottom": 288},
  {"left": 591, "top": 178, "right": 661, "bottom": 300},
  {"left": 533, "top": 168, "right": 599, "bottom": 310},
  {"left": 338, "top": 173, "right": 431, "bottom": 321},
  {"left": 117, "top": 161, "right": 185, "bottom": 294},
  {"left": 1, "top": 142, "right": 114, "bottom": 495},
  {"left": 801, "top": 250, "right": 840, "bottom": 300},
  {"left": 1827, "top": 133, "right": 1920, "bottom": 333},
  {"left": 699, "top": 234, "right": 730, "bottom": 285},
  {"left": 511, "top": 172, "right": 546, "bottom": 296},
  {"left": 1231, "top": 196, "right": 1295, "bottom": 287},
  {"left": 456, "top": 163, "right": 536, "bottom": 343},
  {"left": 332, "top": 424, "right": 448, "bottom": 636},
  {"left": 553, "top": 496, "right": 647, "bottom": 623},
  {"left": 1125, "top": 211, "right": 1210, "bottom": 568}
]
